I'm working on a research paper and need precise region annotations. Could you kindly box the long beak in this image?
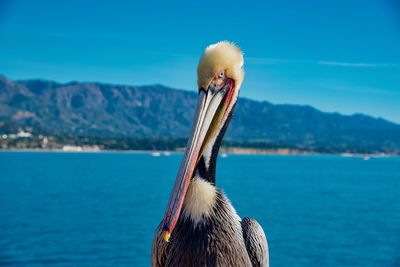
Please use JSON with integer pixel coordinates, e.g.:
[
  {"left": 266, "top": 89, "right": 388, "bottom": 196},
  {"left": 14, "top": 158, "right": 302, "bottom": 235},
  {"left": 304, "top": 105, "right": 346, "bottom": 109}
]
[{"left": 161, "top": 79, "right": 235, "bottom": 242}]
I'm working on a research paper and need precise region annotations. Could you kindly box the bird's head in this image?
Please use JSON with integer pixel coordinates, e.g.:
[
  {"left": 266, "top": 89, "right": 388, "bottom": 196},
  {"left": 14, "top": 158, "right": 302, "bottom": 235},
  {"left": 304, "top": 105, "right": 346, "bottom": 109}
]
[
  {"left": 197, "top": 41, "right": 244, "bottom": 98},
  {"left": 161, "top": 41, "right": 244, "bottom": 242}
]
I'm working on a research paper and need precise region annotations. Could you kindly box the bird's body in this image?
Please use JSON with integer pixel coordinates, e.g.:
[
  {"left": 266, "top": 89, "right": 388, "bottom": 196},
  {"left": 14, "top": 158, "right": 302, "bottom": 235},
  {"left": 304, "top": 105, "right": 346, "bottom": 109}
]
[
  {"left": 152, "top": 42, "right": 269, "bottom": 267},
  {"left": 153, "top": 187, "right": 256, "bottom": 266}
]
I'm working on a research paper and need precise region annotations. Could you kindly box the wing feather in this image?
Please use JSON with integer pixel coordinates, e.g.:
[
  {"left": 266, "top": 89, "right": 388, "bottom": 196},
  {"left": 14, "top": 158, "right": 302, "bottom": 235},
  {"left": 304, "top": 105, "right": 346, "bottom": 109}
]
[{"left": 241, "top": 217, "right": 269, "bottom": 267}]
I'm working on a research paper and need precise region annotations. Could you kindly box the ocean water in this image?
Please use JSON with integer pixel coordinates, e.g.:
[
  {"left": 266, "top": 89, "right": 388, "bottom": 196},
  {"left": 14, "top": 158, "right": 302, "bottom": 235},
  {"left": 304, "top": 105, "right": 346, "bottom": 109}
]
[{"left": 0, "top": 152, "right": 399, "bottom": 267}]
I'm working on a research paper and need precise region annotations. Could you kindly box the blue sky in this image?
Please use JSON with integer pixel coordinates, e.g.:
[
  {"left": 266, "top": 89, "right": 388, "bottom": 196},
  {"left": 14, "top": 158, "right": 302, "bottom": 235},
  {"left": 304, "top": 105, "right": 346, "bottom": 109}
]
[{"left": 1, "top": 0, "right": 399, "bottom": 122}]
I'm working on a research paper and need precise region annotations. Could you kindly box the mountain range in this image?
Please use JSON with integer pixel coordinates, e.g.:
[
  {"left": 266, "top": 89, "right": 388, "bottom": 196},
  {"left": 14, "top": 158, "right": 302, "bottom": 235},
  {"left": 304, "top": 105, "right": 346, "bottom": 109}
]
[{"left": 1, "top": 74, "right": 399, "bottom": 153}]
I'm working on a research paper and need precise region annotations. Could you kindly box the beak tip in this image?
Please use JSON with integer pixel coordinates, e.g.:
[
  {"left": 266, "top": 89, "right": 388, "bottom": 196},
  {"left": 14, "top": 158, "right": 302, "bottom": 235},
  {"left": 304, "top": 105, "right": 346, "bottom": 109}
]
[{"left": 162, "top": 231, "right": 171, "bottom": 242}]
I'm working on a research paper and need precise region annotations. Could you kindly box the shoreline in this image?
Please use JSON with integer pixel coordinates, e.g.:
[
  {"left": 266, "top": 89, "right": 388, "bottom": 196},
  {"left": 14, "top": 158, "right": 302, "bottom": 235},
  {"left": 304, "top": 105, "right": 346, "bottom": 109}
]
[{"left": 0, "top": 148, "right": 398, "bottom": 157}]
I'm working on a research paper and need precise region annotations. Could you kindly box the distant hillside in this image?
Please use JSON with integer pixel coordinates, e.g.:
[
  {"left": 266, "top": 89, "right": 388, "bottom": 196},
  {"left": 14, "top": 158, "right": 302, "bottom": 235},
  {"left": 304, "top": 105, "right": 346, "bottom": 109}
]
[{"left": 1, "top": 74, "right": 399, "bottom": 153}]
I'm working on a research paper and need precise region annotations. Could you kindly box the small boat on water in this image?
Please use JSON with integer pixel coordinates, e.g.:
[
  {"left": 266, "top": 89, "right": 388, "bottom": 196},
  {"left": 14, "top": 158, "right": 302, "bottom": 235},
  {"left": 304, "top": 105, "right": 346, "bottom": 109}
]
[
  {"left": 151, "top": 151, "right": 161, "bottom": 157},
  {"left": 341, "top": 153, "right": 353, "bottom": 158}
]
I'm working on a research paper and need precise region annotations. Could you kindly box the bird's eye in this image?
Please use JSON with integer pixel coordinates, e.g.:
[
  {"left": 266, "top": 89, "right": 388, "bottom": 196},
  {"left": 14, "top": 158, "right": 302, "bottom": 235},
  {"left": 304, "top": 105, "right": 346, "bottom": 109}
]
[{"left": 219, "top": 71, "right": 225, "bottom": 78}]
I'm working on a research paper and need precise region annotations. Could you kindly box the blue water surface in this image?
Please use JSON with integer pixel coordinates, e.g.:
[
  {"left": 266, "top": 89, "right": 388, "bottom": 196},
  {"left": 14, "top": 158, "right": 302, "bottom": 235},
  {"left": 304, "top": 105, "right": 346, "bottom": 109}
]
[{"left": 0, "top": 152, "right": 399, "bottom": 266}]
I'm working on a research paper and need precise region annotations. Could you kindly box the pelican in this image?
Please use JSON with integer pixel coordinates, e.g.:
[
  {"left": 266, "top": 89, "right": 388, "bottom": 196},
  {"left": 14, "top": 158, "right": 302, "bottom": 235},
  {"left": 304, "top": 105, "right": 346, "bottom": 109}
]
[{"left": 152, "top": 41, "right": 269, "bottom": 267}]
